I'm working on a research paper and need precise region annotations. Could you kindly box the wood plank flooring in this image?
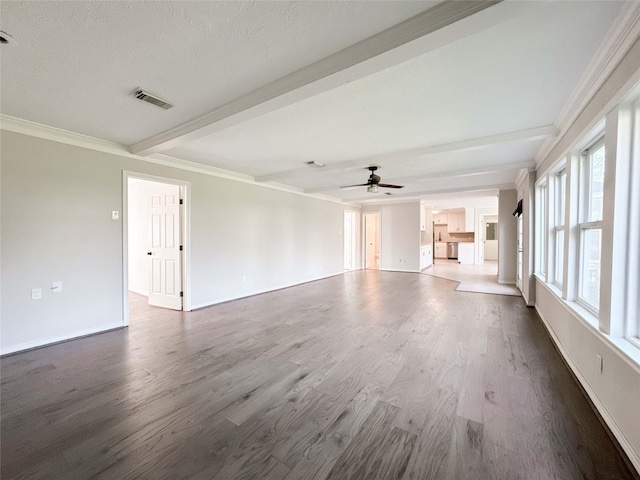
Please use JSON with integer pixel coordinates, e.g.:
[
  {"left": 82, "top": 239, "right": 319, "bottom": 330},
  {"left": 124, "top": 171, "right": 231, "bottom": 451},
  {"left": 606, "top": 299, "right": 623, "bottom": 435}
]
[{"left": 1, "top": 270, "right": 636, "bottom": 479}]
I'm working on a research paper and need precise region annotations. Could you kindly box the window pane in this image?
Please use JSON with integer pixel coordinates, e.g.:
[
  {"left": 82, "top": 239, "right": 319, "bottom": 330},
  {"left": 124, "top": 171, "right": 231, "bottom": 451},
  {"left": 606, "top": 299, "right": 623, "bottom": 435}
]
[
  {"left": 486, "top": 223, "right": 497, "bottom": 240},
  {"left": 580, "top": 228, "right": 602, "bottom": 309},
  {"left": 556, "top": 170, "right": 566, "bottom": 226},
  {"left": 555, "top": 229, "right": 564, "bottom": 286},
  {"left": 588, "top": 145, "right": 605, "bottom": 222},
  {"left": 537, "top": 185, "right": 547, "bottom": 275}
]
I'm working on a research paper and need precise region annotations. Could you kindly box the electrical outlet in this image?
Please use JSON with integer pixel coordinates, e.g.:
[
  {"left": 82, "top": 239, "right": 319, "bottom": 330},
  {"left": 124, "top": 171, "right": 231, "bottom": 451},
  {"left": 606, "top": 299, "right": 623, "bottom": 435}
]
[
  {"left": 242, "top": 275, "right": 247, "bottom": 282},
  {"left": 112, "top": 210, "right": 119, "bottom": 220},
  {"left": 51, "top": 281, "right": 63, "bottom": 293},
  {"left": 31, "top": 288, "right": 42, "bottom": 300}
]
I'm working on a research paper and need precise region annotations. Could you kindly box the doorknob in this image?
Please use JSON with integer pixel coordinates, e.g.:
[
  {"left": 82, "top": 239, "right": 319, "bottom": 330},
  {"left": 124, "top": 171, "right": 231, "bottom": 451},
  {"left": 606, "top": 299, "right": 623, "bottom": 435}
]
[{"left": 147, "top": 252, "right": 152, "bottom": 255}]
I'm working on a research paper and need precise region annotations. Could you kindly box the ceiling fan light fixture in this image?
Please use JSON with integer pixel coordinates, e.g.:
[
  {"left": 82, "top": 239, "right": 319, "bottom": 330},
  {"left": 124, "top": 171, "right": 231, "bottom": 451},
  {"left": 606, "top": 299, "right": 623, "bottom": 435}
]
[{"left": 367, "top": 185, "right": 378, "bottom": 193}]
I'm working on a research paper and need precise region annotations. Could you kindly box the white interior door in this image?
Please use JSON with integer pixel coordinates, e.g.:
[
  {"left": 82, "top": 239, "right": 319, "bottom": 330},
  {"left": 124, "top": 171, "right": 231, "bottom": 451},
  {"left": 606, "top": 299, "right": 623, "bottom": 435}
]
[
  {"left": 364, "top": 213, "right": 380, "bottom": 270},
  {"left": 479, "top": 219, "right": 485, "bottom": 263},
  {"left": 485, "top": 218, "right": 499, "bottom": 261},
  {"left": 148, "top": 185, "right": 182, "bottom": 310},
  {"left": 344, "top": 212, "right": 356, "bottom": 270}
]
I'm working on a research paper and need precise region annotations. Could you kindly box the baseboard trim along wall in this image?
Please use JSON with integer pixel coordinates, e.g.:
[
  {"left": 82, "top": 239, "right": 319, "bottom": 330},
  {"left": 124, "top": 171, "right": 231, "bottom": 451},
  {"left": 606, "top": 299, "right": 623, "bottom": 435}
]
[
  {"left": 535, "top": 307, "right": 640, "bottom": 475},
  {"left": 189, "top": 271, "right": 346, "bottom": 311},
  {"left": 0, "top": 322, "right": 125, "bottom": 357}
]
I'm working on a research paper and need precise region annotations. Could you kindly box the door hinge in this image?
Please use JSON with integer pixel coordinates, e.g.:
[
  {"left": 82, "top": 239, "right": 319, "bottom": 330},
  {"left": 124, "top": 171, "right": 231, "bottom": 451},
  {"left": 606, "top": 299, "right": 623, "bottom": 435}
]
[
  {"left": 180, "top": 291, "right": 183, "bottom": 297},
  {"left": 180, "top": 245, "right": 183, "bottom": 251},
  {"left": 179, "top": 199, "right": 183, "bottom": 205}
]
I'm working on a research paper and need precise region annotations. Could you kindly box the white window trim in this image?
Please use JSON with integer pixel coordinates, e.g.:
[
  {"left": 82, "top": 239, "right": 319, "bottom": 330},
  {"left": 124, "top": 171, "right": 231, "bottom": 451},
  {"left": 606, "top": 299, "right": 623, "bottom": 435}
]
[
  {"left": 535, "top": 181, "right": 548, "bottom": 279},
  {"left": 576, "top": 138, "right": 605, "bottom": 316},
  {"left": 624, "top": 102, "right": 640, "bottom": 345},
  {"left": 552, "top": 168, "right": 567, "bottom": 289}
]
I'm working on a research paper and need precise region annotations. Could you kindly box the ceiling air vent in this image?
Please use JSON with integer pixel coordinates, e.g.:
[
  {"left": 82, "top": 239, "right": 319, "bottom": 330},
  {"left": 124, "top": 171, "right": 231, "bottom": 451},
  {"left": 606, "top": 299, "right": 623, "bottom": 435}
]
[{"left": 131, "top": 88, "right": 174, "bottom": 110}]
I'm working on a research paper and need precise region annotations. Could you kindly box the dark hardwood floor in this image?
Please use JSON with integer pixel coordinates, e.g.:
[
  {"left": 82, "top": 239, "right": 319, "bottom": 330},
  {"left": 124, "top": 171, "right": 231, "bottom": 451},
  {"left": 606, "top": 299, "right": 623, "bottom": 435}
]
[{"left": 1, "top": 270, "right": 636, "bottom": 479}]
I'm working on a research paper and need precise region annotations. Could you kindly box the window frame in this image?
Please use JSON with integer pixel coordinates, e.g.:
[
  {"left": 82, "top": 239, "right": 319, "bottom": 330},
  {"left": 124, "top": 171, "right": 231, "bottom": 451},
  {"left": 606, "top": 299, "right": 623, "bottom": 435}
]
[
  {"left": 625, "top": 103, "right": 640, "bottom": 347},
  {"left": 576, "top": 139, "right": 605, "bottom": 315},
  {"left": 552, "top": 168, "right": 567, "bottom": 288},
  {"left": 535, "top": 181, "right": 548, "bottom": 278}
]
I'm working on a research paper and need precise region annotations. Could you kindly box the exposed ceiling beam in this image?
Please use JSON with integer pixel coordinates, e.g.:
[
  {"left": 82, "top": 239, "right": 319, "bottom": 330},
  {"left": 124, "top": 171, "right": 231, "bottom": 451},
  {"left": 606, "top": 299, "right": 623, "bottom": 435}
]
[
  {"left": 129, "top": 0, "right": 515, "bottom": 156},
  {"left": 258, "top": 125, "right": 557, "bottom": 183},
  {"left": 303, "top": 159, "right": 535, "bottom": 194},
  {"left": 349, "top": 183, "right": 517, "bottom": 204}
]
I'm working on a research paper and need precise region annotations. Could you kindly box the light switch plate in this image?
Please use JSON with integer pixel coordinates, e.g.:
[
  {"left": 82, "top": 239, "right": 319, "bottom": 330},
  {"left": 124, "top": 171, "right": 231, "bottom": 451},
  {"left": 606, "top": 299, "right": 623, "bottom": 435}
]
[
  {"left": 32, "top": 288, "right": 42, "bottom": 300},
  {"left": 112, "top": 210, "right": 119, "bottom": 220}
]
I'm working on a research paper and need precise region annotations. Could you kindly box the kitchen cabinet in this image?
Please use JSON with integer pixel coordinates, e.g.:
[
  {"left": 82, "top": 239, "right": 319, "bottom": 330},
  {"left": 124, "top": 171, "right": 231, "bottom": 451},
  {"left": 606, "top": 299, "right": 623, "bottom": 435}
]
[
  {"left": 447, "top": 212, "right": 466, "bottom": 233},
  {"left": 420, "top": 245, "right": 432, "bottom": 270},
  {"left": 464, "top": 208, "right": 475, "bottom": 232},
  {"left": 434, "top": 213, "right": 448, "bottom": 225},
  {"left": 435, "top": 242, "right": 447, "bottom": 259}
]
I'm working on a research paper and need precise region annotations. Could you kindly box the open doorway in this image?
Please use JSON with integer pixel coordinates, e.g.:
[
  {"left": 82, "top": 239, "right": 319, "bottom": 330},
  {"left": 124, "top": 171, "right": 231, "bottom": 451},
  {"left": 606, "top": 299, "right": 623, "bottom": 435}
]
[
  {"left": 364, "top": 212, "right": 381, "bottom": 270},
  {"left": 484, "top": 215, "right": 498, "bottom": 262},
  {"left": 344, "top": 211, "right": 357, "bottom": 270},
  {"left": 123, "top": 172, "right": 190, "bottom": 326}
]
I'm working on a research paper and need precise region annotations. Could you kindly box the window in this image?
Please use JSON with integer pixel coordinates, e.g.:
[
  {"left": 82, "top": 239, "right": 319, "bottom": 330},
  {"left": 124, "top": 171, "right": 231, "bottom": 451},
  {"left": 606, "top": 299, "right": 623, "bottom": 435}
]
[
  {"left": 535, "top": 182, "right": 547, "bottom": 276},
  {"left": 553, "top": 169, "right": 566, "bottom": 287},
  {"left": 486, "top": 222, "right": 497, "bottom": 240},
  {"left": 626, "top": 103, "right": 640, "bottom": 346},
  {"left": 578, "top": 140, "right": 605, "bottom": 313}
]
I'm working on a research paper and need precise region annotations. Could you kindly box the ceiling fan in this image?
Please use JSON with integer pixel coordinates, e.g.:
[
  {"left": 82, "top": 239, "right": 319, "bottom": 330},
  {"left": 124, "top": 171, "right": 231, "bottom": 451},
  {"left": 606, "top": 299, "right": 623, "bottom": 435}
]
[{"left": 340, "top": 166, "right": 404, "bottom": 193}]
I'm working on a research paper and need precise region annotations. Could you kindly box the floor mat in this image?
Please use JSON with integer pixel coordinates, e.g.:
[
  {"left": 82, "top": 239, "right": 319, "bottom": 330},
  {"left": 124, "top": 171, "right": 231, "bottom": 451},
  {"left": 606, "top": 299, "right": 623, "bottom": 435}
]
[{"left": 424, "top": 261, "right": 521, "bottom": 297}]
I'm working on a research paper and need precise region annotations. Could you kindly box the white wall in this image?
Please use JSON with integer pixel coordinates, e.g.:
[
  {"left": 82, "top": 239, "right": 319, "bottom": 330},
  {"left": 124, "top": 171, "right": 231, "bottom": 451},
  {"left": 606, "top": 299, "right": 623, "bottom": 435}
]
[
  {"left": 362, "top": 202, "right": 420, "bottom": 272},
  {"left": 497, "top": 189, "right": 517, "bottom": 284},
  {"left": 0, "top": 130, "right": 345, "bottom": 354},
  {"left": 536, "top": 282, "right": 640, "bottom": 469}
]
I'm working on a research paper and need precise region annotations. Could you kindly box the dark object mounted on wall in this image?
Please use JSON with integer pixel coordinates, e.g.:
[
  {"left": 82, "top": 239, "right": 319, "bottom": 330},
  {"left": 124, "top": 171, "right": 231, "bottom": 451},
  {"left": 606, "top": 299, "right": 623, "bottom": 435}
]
[{"left": 513, "top": 199, "right": 523, "bottom": 217}]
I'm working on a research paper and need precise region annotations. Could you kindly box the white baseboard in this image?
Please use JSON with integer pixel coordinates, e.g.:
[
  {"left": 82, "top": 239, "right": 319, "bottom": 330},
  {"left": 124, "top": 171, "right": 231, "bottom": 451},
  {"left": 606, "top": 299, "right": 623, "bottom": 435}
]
[
  {"left": 1, "top": 321, "right": 125, "bottom": 356},
  {"left": 190, "top": 271, "right": 344, "bottom": 310},
  {"left": 380, "top": 268, "right": 421, "bottom": 273},
  {"left": 535, "top": 307, "right": 640, "bottom": 474}
]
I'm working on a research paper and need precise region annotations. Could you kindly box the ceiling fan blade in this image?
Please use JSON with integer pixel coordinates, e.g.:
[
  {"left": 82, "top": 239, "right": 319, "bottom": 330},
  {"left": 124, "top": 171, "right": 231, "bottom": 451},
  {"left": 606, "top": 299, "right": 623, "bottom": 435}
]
[
  {"left": 377, "top": 184, "right": 404, "bottom": 189},
  {"left": 340, "top": 183, "right": 371, "bottom": 188}
]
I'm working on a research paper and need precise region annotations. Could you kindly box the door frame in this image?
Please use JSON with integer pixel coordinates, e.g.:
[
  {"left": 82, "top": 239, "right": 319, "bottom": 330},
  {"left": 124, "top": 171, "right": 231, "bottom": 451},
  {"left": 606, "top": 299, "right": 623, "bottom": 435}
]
[
  {"left": 122, "top": 171, "right": 192, "bottom": 326},
  {"left": 344, "top": 210, "right": 357, "bottom": 271},
  {"left": 363, "top": 212, "right": 381, "bottom": 270}
]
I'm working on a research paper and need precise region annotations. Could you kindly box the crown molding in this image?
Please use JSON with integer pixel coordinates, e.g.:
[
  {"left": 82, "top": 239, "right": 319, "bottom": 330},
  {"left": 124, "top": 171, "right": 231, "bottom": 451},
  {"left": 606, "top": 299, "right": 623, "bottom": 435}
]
[
  {"left": 0, "top": 115, "right": 350, "bottom": 206},
  {"left": 534, "top": 2, "right": 640, "bottom": 166},
  {"left": 514, "top": 168, "right": 532, "bottom": 190},
  {"left": 0, "top": 114, "right": 251, "bottom": 181}
]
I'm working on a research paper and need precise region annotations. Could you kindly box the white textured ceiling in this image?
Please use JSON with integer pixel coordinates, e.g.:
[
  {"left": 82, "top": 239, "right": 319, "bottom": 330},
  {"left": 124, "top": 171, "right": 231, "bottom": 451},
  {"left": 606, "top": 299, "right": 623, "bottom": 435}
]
[{"left": 0, "top": 1, "right": 626, "bottom": 205}]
